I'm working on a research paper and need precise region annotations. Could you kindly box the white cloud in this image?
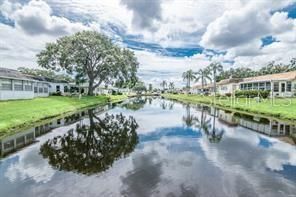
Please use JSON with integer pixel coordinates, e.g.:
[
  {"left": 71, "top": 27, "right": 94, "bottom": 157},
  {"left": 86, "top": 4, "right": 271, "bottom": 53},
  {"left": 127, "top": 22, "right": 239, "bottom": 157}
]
[{"left": 0, "top": 0, "right": 296, "bottom": 84}]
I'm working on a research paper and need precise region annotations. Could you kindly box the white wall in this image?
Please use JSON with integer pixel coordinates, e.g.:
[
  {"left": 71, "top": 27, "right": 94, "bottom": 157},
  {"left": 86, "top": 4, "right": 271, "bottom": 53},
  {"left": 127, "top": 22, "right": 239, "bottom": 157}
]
[
  {"left": 0, "top": 90, "right": 34, "bottom": 100},
  {"left": 49, "top": 83, "right": 69, "bottom": 94},
  {"left": 218, "top": 83, "right": 238, "bottom": 95}
]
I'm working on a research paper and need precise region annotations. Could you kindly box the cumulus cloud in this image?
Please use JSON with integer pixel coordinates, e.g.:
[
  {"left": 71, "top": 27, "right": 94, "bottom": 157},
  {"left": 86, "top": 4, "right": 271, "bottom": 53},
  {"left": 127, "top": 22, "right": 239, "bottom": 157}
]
[
  {"left": 120, "top": 0, "right": 162, "bottom": 31},
  {"left": 1, "top": 0, "right": 88, "bottom": 36},
  {"left": 200, "top": 8, "right": 271, "bottom": 50}
]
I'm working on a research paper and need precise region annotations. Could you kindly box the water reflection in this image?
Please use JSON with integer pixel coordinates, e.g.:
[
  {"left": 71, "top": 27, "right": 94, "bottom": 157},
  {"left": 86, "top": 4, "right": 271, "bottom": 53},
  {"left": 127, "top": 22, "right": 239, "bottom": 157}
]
[
  {"left": 0, "top": 98, "right": 296, "bottom": 197},
  {"left": 121, "top": 97, "right": 146, "bottom": 111},
  {"left": 0, "top": 109, "right": 101, "bottom": 158},
  {"left": 183, "top": 104, "right": 225, "bottom": 143},
  {"left": 40, "top": 109, "right": 139, "bottom": 175}
]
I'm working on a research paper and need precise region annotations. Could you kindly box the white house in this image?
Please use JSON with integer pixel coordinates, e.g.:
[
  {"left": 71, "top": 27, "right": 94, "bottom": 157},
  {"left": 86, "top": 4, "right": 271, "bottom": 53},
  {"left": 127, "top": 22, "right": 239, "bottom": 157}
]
[
  {"left": 0, "top": 67, "right": 50, "bottom": 100},
  {"left": 239, "top": 71, "right": 296, "bottom": 97},
  {"left": 192, "top": 78, "right": 241, "bottom": 96}
]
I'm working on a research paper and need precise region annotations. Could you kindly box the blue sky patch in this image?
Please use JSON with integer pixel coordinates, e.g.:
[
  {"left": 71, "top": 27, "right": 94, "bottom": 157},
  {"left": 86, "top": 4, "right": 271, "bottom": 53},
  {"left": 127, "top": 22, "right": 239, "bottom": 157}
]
[
  {"left": 281, "top": 3, "right": 296, "bottom": 19},
  {"left": 261, "top": 36, "right": 278, "bottom": 47}
]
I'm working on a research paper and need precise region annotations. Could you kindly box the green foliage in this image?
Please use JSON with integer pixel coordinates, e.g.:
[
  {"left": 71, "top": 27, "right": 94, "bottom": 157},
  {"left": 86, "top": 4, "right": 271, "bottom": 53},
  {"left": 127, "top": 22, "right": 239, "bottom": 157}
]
[
  {"left": 37, "top": 31, "right": 138, "bottom": 95},
  {"left": 0, "top": 96, "right": 109, "bottom": 137},
  {"left": 18, "top": 67, "right": 73, "bottom": 82},
  {"left": 40, "top": 111, "right": 138, "bottom": 175},
  {"left": 217, "top": 58, "right": 296, "bottom": 82},
  {"left": 133, "top": 81, "right": 147, "bottom": 93},
  {"left": 182, "top": 69, "right": 197, "bottom": 88},
  {"left": 235, "top": 90, "right": 270, "bottom": 98}
]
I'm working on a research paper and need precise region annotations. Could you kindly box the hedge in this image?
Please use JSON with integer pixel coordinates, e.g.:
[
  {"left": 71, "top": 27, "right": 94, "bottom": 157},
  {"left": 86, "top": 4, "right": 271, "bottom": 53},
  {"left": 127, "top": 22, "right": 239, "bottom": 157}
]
[{"left": 235, "top": 90, "right": 270, "bottom": 98}]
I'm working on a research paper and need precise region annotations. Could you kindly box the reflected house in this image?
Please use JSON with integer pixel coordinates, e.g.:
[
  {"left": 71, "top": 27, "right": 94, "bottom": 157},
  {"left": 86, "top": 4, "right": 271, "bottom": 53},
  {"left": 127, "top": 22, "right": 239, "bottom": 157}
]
[
  {"left": 0, "top": 67, "right": 50, "bottom": 100},
  {"left": 239, "top": 71, "right": 296, "bottom": 97},
  {"left": 0, "top": 109, "right": 99, "bottom": 157},
  {"left": 217, "top": 109, "right": 296, "bottom": 137}
]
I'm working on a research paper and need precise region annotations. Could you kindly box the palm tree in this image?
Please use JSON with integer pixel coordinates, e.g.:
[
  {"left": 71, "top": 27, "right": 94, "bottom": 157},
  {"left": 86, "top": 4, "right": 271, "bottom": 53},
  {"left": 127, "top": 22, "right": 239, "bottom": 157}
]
[
  {"left": 196, "top": 68, "right": 211, "bottom": 94},
  {"left": 160, "top": 80, "right": 167, "bottom": 90},
  {"left": 208, "top": 62, "right": 223, "bottom": 97},
  {"left": 169, "top": 82, "right": 174, "bottom": 90},
  {"left": 182, "top": 104, "right": 197, "bottom": 127},
  {"left": 182, "top": 69, "right": 196, "bottom": 91}
]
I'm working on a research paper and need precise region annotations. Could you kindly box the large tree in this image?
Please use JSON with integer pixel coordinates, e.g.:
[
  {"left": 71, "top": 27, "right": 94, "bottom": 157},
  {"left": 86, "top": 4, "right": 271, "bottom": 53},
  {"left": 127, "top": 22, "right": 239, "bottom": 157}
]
[{"left": 37, "top": 31, "right": 139, "bottom": 95}]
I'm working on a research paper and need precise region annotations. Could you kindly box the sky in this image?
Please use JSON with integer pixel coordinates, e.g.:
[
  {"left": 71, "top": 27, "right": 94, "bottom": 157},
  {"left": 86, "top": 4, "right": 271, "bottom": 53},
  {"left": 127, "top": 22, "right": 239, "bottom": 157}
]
[{"left": 0, "top": 0, "right": 296, "bottom": 87}]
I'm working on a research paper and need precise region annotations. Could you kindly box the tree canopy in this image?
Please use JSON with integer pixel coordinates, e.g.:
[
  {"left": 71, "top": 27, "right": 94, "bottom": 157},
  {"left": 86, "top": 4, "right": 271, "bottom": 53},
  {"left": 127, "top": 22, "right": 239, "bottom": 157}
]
[
  {"left": 18, "top": 67, "right": 73, "bottom": 82},
  {"left": 37, "top": 31, "right": 139, "bottom": 95},
  {"left": 40, "top": 110, "right": 139, "bottom": 175}
]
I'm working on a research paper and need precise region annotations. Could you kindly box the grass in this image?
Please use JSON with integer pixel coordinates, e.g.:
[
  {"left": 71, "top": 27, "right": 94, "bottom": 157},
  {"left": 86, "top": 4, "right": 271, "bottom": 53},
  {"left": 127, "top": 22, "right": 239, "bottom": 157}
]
[
  {"left": 0, "top": 95, "right": 128, "bottom": 138},
  {"left": 163, "top": 94, "right": 296, "bottom": 121}
]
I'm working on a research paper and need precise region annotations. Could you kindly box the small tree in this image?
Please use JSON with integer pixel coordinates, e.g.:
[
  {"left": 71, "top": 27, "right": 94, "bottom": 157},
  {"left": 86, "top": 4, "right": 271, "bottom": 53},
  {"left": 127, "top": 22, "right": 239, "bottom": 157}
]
[
  {"left": 182, "top": 69, "right": 196, "bottom": 91},
  {"left": 196, "top": 68, "right": 211, "bottom": 93},
  {"left": 148, "top": 84, "right": 153, "bottom": 92},
  {"left": 133, "top": 82, "right": 147, "bottom": 94},
  {"left": 160, "top": 80, "right": 167, "bottom": 91},
  {"left": 169, "top": 82, "right": 174, "bottom": 91},
  {"left": 208, "top": 62, "right": 223, "bottom": 97},
  {"left": 37, "top": 31, "right": 139, "bottom": 96}
]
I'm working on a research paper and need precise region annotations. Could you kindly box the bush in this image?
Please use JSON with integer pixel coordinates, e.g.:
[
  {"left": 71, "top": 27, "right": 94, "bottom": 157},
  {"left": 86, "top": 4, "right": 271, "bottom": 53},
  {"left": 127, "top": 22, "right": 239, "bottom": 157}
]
[
  {"left": 51, "top": 91, "right": 62, "bottom": 96},
  {"left": 235, "top": 90, "right": 270, "bottom": 98},
  {"left": 225, "top": 93, "right": 232, "bottom": 97}
]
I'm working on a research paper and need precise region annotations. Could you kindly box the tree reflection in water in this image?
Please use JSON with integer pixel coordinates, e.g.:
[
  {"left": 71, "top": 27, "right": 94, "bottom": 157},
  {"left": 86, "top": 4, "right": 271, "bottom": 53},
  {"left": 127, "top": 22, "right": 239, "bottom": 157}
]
[
  {"left": 122, "top": 97, "right": 147, "bottom": 111},
  {"left": 183, "top": 104, "right": 225, "bottom": 143},
  {"left": 40, "top": 109, "right": 139, "bottom": 175}
]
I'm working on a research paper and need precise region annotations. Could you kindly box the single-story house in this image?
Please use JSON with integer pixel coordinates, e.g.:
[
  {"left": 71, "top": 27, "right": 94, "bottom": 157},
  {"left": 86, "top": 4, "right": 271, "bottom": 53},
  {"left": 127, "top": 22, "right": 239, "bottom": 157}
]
[
  {"left": 239, "top": 71, "right": 296, "bottom": 97},
  {"left": 26, "top": 75, "right": 71, "bottom": 95},
  {"left": 0, "top": 67, "right": 50, "bottom": 100},
  {"left": 192, "top": 78, "right": 241, "bottom": 96}
]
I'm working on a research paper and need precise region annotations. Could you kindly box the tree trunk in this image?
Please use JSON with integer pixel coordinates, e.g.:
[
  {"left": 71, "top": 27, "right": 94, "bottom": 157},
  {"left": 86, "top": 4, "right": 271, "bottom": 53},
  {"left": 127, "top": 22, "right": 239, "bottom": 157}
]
[
  {"left": 213, "top": 71, "right": 216, "bottom": 97},
  {"left": 88, "top": 79, "right": 94, "bottom": 96}
]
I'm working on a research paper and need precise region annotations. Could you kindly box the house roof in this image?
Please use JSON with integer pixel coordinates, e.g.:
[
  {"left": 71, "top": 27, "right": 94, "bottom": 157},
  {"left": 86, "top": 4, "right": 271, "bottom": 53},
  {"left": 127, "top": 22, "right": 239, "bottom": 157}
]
[
  {"left": 0, "top": 67, "right": 33, "bottom": 81},
  {"left": 241, "top": 71, "right": 296, "bottom": 83},
  {"left": 192, "top": 78, "right": 241, "bottom": 89}
]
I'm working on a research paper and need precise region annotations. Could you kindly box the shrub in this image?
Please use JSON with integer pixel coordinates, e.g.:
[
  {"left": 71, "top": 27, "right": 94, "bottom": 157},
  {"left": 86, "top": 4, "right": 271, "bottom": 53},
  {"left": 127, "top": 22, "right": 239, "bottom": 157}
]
[
  {"left": 225, "top": 93, "right": 232, "bottom": 97},
  {"left": 235, "top": 90, "right": 270, "bottom": 98},
  {"left": 51, "top": 91, "right": 62, "bottom": 96}
]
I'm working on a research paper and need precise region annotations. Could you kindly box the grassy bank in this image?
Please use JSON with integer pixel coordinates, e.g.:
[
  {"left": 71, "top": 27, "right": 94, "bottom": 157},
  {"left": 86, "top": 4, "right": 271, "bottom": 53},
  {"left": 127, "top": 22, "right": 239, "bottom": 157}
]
[
  {"left": 0, "top": 95, "right": 127, "bottom": 137},
  {"left": 163, "top": 94, "right": 296, "bottom": 121}
]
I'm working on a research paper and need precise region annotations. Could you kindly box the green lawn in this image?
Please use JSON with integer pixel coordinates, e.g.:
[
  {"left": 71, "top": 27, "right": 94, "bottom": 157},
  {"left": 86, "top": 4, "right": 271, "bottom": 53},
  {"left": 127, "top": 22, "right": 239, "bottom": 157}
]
[
  {"left": 0, "top": 96, "right": 122, "bottom": 137},
  {"left": 163, "top": 94, "right": 296, "bottom": 121}
]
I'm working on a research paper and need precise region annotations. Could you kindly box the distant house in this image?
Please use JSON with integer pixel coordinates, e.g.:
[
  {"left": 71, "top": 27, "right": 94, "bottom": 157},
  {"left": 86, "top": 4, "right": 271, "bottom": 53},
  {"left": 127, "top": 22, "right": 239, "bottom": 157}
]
[
  {"left": 26, "top": 75, "right": 71, "bottom": 95},
  {"left": 0, "top": 67, "right": 49, "bottom": 100},
  {"left": 239, "top": 71, "right": 296, "bottom": 97},
  {"left": 192, "top": 78, "right": 241, "bottom": 96}
]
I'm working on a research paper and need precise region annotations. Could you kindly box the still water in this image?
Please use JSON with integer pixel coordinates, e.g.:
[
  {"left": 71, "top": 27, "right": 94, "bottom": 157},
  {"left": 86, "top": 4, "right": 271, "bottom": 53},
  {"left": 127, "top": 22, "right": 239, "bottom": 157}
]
[{"left": 0, "top": 97, "right": 296, "bottom": 197}]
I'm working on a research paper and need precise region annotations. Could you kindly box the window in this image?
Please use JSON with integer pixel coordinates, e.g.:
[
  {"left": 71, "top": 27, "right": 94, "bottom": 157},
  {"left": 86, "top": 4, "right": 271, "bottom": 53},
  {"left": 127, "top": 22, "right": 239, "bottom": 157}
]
[
  {"left": 281, "top": 83, "right": 286, "bottom": 92},
  {"left": 24, "top": 81, "right": 33, "bottom": 91},
  {"left": 287, "top": 82, "right": 292, "bottom": 92},
  {"left": 56, "top": 85, "right": 60, "bottom": 92},
  {"left": 240, "top": 84, "right": 244, "bottom": 90},
  {"left": 14, "top": 80, "right": 23, "bottom": 91},
  {"left": 266, "top": 82, "right": 271, "bottom": 90},
  {"left": 0, "top": 79, "right": 12, "bottom": 90},
  {"left": 44, "top": 87, "right": 48, "bottom": 93},
  {"left": 258, "top": 82, "right": 265, "bottom": 90},
  {"left": 273, "top": 82, "right": 279, "bottom": 92},
  {"left": 247, "top": 83, "right": 252, "bottom": 90},
  {"left": 253, "top": 83, "right": 258, "bottom": 90},
  {"left": 39, "top": 87, "right": 43, "bottom": 93},
  {"left": 64, "top": 86, "right": 69, "bottom": 93}
]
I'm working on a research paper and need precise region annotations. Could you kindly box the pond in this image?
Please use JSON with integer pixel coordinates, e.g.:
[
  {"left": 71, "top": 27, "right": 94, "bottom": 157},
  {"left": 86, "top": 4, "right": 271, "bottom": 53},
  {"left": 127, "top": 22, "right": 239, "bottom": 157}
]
[{"left": 0, "top": 97, "right": 296, "bottom": 197}]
